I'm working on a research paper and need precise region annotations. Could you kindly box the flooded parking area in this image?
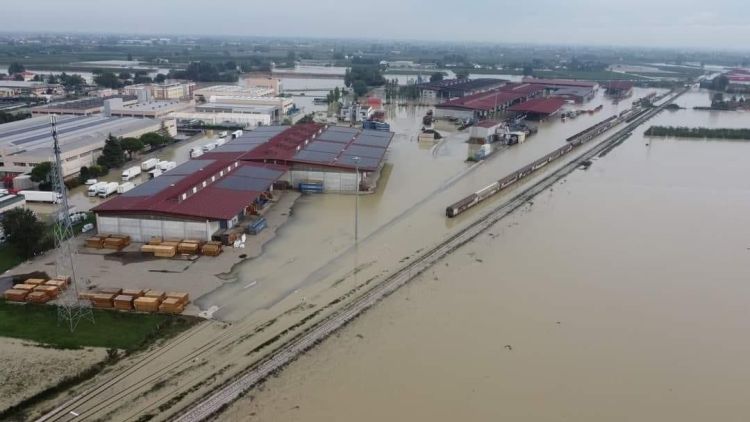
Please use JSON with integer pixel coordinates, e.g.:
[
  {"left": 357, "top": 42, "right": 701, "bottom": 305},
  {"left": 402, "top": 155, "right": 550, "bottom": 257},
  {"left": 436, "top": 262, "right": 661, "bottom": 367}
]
[{"left": 219, "top": 93, "right": 750, "bottom": 421}]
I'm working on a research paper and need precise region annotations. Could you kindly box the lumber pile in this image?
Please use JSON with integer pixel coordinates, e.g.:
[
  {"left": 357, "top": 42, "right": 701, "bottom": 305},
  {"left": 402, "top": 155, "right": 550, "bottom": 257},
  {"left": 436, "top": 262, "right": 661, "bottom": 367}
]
[
  {"left": 144, "top": 290, "right": 165, "bottom": 300},
  {"left": 165, "top": 292, "right": 189, "bottom": 304},
  {"left": 177, "top": 240, "right": 202, "bottom": 254},
  {"left": 45, "top": 279, "right": 67, "bottom": 290},
  {"left": 13, "top": 284, "right": 36, "bottom": 291},
  {"left": 26, "top": 291, "right": 51, "bottom": 304},
  {"left": 201, "top": 241, "right": 223, "bottom": 257},
  {"left": 4, "top": 289, "right": 29, "bottom": 302},
  {"left": 33, "top": 285, "right": 60, "bottom": 299},
  {"left": 86, "top": 235, "right": 106, "bottom": 249},
  {"left": 113, "top": 295, "right": 135, "bottom": 311},
  {"left": 90, "top": 293, "right": 116, "bottom": 309},
  {"left": 158, "top": 297, "right": 184, "bottom": 314},
  {"left": 24, "top": 278, "right": 46, "bottom": 286},
  {"left": 134, "top": 296, "right": 160, "bottom": 312},
  {"left": 122, "top": 288, "right": 144, "bottom": 298},
  {"left": 98, "top": 287, "right": 123, "bottom": 296},
  {"left": 148, "top": 237, "right": 163, "bottom": 245}
]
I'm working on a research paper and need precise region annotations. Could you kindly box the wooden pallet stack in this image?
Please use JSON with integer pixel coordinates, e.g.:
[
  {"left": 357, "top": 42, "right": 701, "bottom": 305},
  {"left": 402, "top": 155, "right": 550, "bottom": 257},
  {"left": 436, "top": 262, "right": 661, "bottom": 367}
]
[
  {"left": 133, "top": 296, "right": 160, "bottom": 312},
  {"left": 3, "top": 289, "right": 29, "bottom": 302},
  {"left": 113, "top": 295, "right": 135, "bottom": 311},
  {"left": 177, "top": 240, "right": 202, "bottom": 255},
  {"left": 201, "top": 241, "right": 223, "bottom": 256},
  {"left": 85, "top": 235, "right": 106, "bottom": 249},
  {"left": 90, "top": 293, "right": 116, "bottom": 309},
  {"left": 26, "top": 291, "right": 51, "bottom": 303}
]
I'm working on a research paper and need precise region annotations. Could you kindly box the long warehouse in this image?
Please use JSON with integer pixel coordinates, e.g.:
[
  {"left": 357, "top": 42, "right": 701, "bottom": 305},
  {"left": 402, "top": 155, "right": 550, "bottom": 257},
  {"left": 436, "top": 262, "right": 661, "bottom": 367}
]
[{"left": 93, "top": 124, "right": 394, "bottom": 242}]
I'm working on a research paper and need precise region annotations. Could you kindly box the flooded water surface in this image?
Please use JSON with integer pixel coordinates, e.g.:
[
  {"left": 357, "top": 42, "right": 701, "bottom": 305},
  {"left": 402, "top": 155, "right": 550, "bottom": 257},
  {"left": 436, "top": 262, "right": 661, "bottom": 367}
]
[{"left": 219, "top": 91, "right": 750, "bottom": 421}]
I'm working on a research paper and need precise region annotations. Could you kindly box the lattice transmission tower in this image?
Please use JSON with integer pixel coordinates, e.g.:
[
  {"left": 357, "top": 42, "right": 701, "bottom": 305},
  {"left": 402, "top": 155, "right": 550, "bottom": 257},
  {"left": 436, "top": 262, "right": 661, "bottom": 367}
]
[{"left": 50, "top": 115, "right": 94, "bottom": 332}]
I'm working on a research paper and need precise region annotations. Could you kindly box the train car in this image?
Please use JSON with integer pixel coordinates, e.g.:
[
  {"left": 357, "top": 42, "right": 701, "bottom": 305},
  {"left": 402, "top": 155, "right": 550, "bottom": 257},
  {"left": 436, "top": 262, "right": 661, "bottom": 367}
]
[
  {"left": 500, "top": 175, "right": 518, "bottom": 189},
  {"left": 446, "top": 194, "right": 479, "bottom": 217},
  {"left": 476, "top": 182, "right": 500, "bottom": 200}
]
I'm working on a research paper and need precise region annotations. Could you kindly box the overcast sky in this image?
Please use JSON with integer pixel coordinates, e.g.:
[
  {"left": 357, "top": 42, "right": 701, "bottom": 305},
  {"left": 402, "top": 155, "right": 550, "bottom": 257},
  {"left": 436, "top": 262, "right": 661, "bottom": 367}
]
[{"left": 4, "top": 0, "right": 749, "bottom": 50}]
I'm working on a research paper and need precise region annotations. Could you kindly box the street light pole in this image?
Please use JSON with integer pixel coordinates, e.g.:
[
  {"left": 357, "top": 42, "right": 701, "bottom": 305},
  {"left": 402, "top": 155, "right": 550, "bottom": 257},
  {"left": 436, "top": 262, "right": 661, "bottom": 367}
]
[{"left": 353, "top": 156, "right": 360, "bottom": 244}]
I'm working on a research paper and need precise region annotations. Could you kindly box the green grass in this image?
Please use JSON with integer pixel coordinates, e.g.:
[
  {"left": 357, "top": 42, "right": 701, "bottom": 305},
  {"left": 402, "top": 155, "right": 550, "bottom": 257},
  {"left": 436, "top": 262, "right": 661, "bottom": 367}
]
[
  {"left": 0, "top": 244, "right": 24, "bottom": 274},
  {"left": 0, "top": 300, "right": 199, "bottom": 350}
]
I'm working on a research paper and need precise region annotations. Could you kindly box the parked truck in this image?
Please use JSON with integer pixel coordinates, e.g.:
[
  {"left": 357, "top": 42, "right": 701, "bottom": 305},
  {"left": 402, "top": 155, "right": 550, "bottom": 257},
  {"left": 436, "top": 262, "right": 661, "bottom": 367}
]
[
  {"left": 88, "top": 181, "right": 107, "bottom": 197},
  {"left": 121, "top": 166, "right": 142, "bottom": 181},
  {"left": 231, "top": 129, "right": 243, "bottom": 139},
  {"left": 97, "top": 182, "right": 119, "bottom": 198},
  {"left": 141, "top": 158, "right": 159, "bottom": 171},
  {"left": 157, "top": 161, "right": 176, "bottom": 172},
  {"left": 117, "top": 182, "right": 135, "bottom": 194},
  {"left": 218, "top": 131, "right": 228, "bottom": 138},
  {"left": 190, "top": 147, "right": 204, "bottom": 158},
  {"left": 19, "top": 190, "right": 62, "bottom": 204},
  {"left": 202, "top": 142, "right": 217, "bottom": 152}
]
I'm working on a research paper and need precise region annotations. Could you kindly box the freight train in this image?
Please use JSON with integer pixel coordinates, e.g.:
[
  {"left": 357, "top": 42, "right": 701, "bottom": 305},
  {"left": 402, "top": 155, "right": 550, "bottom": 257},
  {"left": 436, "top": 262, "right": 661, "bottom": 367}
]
[{"left": 445, "top": 102, "right": 653, "bottom": 218}]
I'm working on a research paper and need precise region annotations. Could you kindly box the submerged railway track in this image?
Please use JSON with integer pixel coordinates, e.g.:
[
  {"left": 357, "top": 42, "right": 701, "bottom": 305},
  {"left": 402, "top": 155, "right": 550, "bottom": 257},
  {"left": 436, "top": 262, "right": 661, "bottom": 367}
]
[{"left": 173, "top": 89, "right": 688, "bottom": 421}]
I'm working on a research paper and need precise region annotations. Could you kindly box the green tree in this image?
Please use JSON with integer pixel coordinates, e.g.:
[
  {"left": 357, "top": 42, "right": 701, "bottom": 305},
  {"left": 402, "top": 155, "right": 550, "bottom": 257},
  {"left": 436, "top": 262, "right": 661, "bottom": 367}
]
[
  {"left": 29, "top": 161, "right": 53, "bottom": 191},
  {"left": 455, "top": 69, "right": 470, "bottom": 80},
  {"left": 522, "top": 65, "right": 534, "bottom": 76},
  {"left": 97, "top": 134, "right": 126, "bottom": 168},
  {"left": 1, "top": 208, "right": 51, "bottom": 260},
  {"left": 118, "top": 71, "right": 132, "bottom": 81},
  {"left": 344, "top": 68, "right": 352, "bottom": 88},
  {"left": 94, "top": 72, "right": 122, "bottom": 89},
  {"left": 430, "top": 72, "right": 444, "bottom": 82},
  {"left": 353, "top": 80, "right": 368, "bottom": 97},
  {"left": 59, "top": 73, "right": 86, "bottom": 92},
  {"left": 121, "top": 137, "right": 145, "bottom": 159},
  {"left": 8, "top": 62, "right": 25, "bottom": 74},
  {"left": 154, "top": 73, "right": 167, "bottom": 83}
]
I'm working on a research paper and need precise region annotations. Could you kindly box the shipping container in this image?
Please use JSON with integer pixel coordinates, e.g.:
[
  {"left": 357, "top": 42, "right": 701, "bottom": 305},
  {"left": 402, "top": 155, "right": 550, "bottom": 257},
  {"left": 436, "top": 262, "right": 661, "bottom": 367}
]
[
  {"left": 117, "top": 182, "right": 135, "bottom": 194},
  {"left": 141, "top": 158, "right": 159, "bottom": 171},
  {"left": 121, "top": 166, "right": 142, "bottom": 181},
  {"left": 97, "top": 182, "right": 119, "bottom": 198}
]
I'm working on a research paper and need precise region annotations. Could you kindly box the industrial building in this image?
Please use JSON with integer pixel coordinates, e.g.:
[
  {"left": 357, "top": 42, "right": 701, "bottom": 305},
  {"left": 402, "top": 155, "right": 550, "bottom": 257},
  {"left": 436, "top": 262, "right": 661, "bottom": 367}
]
[
  {"left": 522, "top": 78, "right": 600, "bottom": 90},
  {"left": 194, "top": 85, "right": 275, "bottom": 101},
  {"left": 92, "top": 124, "right": 394, "bottom": 242},
  {"left": 123, "top": 81, "right": 196, "bottom": 101},
  {"left": 32, "top": 96, "right": 138, "bottom": 116},
  {"left": 434, "top": 83, "right": 545, "bottom": 120},
  {"left": 508, "top": 97, "right": 567, "bottom": 119},
  {"left": 0, "top": 80, "right": 63, "bottom": 97},
  {"left": 169, "top": 110, "right": 272, "bottom": 128},
  {"left": 418, "top": 78, "right": 507, "bottom": 101},
  {"left": 0, "top": 115, "right": 165, "bottom": 179},
  {"left": 603, "top": 81, "right": 634, "bottom": 98},
  {"left": 102, "top": 98, "right": 193, "bottom": 119},
  {"left": 242, "top": 76, "right": 283, "bottom": 96}
]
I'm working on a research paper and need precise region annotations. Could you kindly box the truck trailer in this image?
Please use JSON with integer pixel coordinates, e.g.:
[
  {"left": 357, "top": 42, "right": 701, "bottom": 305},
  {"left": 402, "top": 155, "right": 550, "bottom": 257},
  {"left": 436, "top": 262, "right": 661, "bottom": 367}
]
[
  {"left": 19, "top": 190, "right": 62, "bottom": 204},
  {"left": 121, "top": 166, "right": 142, "bottom": 181}
]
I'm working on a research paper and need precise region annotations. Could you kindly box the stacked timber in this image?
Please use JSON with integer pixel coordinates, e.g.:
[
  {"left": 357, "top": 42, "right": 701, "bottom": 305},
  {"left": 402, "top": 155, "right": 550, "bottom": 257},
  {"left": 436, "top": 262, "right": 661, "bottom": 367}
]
[
  {"left": 90, "top": 293, "right": 116, "bottom": 309},
  {"left": 165, "top": 292, "right": 190, "bottom": 305},
  {"left": 148, "top": 237, "right": 163, "bottom": 245},
  {"left": 26, "top": 291, "right": 51, "bottom": 303},
  {"left": 13, "top": 284, "right": 36, "bottom": 291},
  {"left": 98, "top": 287, "right": 123, "bottom": 296},
  {"left": 134, "top": 296, "right": 160, "bottom": 312},
  {"left": 177, "top": 240, "right": 201, "bottom": 255},
  {"left": 45, "top": 279, "right": 68, "bottom": 291},
  {"left": 201, "top": 241, "right": 223, "bottom": 256},
  {"left": 113, "top": 295, "right": 135, "bottom": 311},
  {"left": 78, "top": 291, "right": 97, "bottom": 301},
  {"left": 122, "top": 288, "right": 144, "bottom": 298},
  {"left": 103, "top": 235, "right": 130, "bottom": 250},
  {"left": 4, "top": 289, "right": 29, "bottom": 302},
  {"left": 158, "top": 297, "right": 185, "bottom": 314},
  {"left": 24, "top": 278, "right": 46, "bottom": 286},
  {"left": 154, "top": 245, "right": 177, "bottom": 258},
  {"left": 144, "top": 290, "right": 166, "bottom": 300},
  {"left": 86, "top": 235, "right": 106, "bottom": 249},
  {"left": 33, "top": 285, "right": 60, "bottom": 299}
]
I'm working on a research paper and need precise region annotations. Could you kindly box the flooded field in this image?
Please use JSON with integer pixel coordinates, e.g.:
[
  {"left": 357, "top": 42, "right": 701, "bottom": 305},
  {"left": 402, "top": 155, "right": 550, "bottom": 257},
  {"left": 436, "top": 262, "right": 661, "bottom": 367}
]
[
  {"left": 217, "top": 89, "right": 750, "bottom": 421},
  {"left": 197, "top": 87, "right": 662, "bottom": 321}
]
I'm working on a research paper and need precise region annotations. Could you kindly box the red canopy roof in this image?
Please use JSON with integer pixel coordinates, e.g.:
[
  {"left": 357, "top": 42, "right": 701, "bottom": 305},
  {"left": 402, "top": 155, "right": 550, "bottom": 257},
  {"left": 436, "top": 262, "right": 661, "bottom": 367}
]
[{"left": 508, "top": 97, "right": 566, "bottom": 115}]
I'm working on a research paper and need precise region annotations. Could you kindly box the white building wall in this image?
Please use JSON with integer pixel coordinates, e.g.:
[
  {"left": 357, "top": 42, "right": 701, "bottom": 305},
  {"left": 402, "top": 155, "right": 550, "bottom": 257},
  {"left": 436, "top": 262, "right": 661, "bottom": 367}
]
[
  {"left": 433, "top": 107, "right": 474, "bottom": 120},
  {"left": 289, "top": 169, "right": 359, "bottom": 193},
  {"left": 95, "top": 215, "right": 217, "bottom": 242}
]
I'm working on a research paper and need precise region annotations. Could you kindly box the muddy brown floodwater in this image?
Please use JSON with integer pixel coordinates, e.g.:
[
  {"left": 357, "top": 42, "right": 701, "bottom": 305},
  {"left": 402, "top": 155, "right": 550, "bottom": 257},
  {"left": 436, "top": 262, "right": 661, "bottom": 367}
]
[{"left": 219, "top": 89, "right": 750, "bottom": 421}]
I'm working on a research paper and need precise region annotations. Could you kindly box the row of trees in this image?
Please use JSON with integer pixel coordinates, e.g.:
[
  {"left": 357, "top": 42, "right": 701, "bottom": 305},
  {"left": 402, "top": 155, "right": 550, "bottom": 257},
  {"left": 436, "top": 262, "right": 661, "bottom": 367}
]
[
  {"left": 0, "top": 111, "right": 31, "bottom": 124},
  {"left": 344, "top": 65, "right": 386, "bottom": 97},
  {"left": 644, "top": 126, "right": 750, "bottom": 140},
  {"left": 1, "top": 208, "right": 52, "bottom": 260},
  {"left": 169, "top": 61, "right": 238, "bottom": 83},
  {"left": 29, "top": 131, "right": 173, "bottom": 190}
]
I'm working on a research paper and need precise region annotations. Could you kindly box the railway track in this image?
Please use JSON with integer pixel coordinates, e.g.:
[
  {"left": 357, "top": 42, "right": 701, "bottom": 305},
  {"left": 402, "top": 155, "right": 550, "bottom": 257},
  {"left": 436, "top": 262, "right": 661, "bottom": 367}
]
[{"left": 174, "top": 89, "right": 687, "bottom": 421}]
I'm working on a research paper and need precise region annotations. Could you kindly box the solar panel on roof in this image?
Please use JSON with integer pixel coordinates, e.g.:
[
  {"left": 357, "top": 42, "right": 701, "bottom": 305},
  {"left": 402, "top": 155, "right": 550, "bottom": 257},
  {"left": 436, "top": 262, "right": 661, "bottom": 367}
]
[
  {"left": 233, "top": 165, "right": 284, "bottom": 180},
  {"left": 169, "top": 159, "right": 216, "bottom": 175},
  {"left": 293, "top": 149, "right": 337, "bottom": 164},
  {"left": 216, "top": 175, "right": 274, "bottom": 192},
  {"left": 326, "top": 126, "right": 359, "bottom": 134},
  {"left": 213, "top": 143, "right": 262, "bottom": 153},
  {"left": 317, "top": 131, "right": 355, "bottom": 143},
  {"left": 305, "top": 141, "right": 345, "bottom": 154},
  {"left": 360, "top": 129, "right": 390, "bottom": 138},
  {"left": 252, "top": 126, "right": 286, "bottom": 133},
  {"left": 338, "top": 155, "right": 380, "bottom": 169},
  {"left": 343, "top": 144, "right": 385, "bottom": 159},
  {"left": 121, "top": 175, "right": 186, "bottom": 197},
  {"left": 353, "top": 134, "right": 392, "bottom": 148}
]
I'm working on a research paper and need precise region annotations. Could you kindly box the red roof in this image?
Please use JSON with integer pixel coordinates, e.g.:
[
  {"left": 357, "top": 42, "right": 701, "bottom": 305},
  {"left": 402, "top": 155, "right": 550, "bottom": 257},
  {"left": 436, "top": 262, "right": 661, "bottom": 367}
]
[
  {"left": 93, "top": 162, "right": 286, "bottom": 220},
  {"left": 241, "top": 123, "right": 323, "bottom": 162},
  {"left": 508, "top": 97, "right": 566, "bottom": 115},
  {"left": 522, "top": 78, "right": 598, "bottom": 88},
  {"left": 438, "top": 90, "right": 526, "bottom": 111},
  {"left": 604, "top": 81, "right": 634, "bottom": 91}
]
